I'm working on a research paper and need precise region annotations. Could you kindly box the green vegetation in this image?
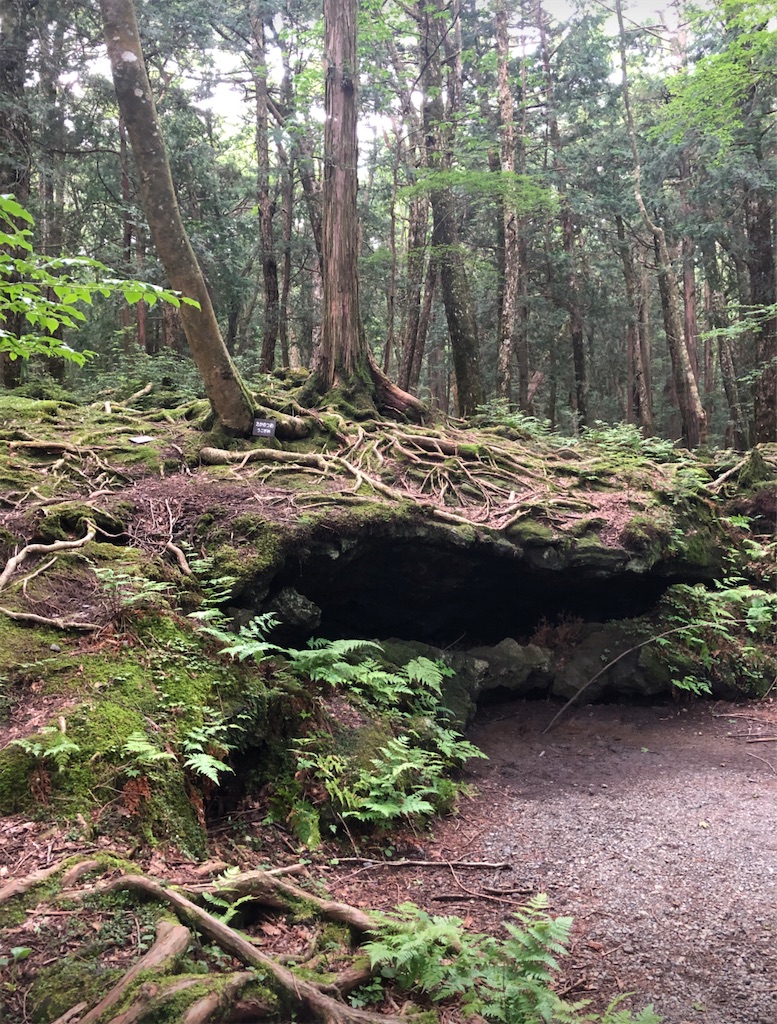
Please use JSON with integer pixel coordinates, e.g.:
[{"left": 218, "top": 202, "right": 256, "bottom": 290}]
[{"left": 362, "top": 897, "right": 661, "bottom": 1023}]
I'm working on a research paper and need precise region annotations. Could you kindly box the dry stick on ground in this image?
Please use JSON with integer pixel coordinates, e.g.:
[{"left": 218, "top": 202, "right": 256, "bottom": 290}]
[
  {"left": 51, "top": 920, "right": 192, "bottom": 1024},
  {"left": 0, "top": 522, "right": 97, "bottom": 591},
  {"left": 98, "top": 875, "right": 406, "bottom": 1024},
  {"left": 334, "top": 858, "right": 510, "bottom": 870}
]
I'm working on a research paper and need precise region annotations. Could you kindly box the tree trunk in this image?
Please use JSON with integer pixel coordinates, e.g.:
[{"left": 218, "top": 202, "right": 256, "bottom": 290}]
[
  {"left": 251, "top": 12, "right": 280, "bottom": 373},
  {"left": 495, "top": 0, "right": 520, "bottom": 403},
  {"left": 614, "top": 0, "right": 706, "bottom": 448},
  {"left": 0, "top": 0, "right": 35, "bottom": 387},
  {"left": 98, "top": 0, "right": 253, "bottom": 434},
  {"left": 537, "top": 0, "right": 587, "bottom": 427},
  {"left": 419, "top": 0, "right": 484, "bottom": 417},
  {"left": 615, "top": 215, "right": 653, "bottom": 433},
  {"left": 746, "top": 190, "right": 776, "bottom": 443},
  {"left": 316, "top": 0, "right": 362, "bottom": 388}
]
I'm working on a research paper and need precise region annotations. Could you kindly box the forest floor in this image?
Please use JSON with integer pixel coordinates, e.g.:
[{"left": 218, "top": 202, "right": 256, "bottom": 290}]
[
  {"left": 2, "top": 698, "right": 775, "bottom": 1023},
  {"left": 325, "top": 698, "right": 777, "bottom": 1024}
]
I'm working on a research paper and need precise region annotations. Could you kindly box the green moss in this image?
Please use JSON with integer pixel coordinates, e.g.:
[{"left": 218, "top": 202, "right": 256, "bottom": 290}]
[
  {"left": 506, "top": 519, "right": 556, "bottom": 545},
  {"left": 0, "top": 396, "right": 66, "bottom": 420},
  {"left": 28, "top": 956, "right": 124, "bottom": 1022},
  {"left": 0, "top": 747, "right": 36, "bottom": 815},
  {"left": 568, "top": 516, "right": 607, "bottom": 538},
  {"left": 619, "top": 514, "right": 673, "bottom": 564},
  {"left": 34, "top": 503, "right": 127, "bottom": 543}
]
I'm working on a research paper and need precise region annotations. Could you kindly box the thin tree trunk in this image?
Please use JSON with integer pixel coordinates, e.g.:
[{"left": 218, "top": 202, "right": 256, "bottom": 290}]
[
  {"left": 746, "top": 190, "right": 777, "bottom": 443},
  {"left": 251, "top": 12, "right": 280, "bottom": 373},
  {"left": 537, "top": 0, "right": 587, "bottom": 426},
  {"left": 419, "top": 0, "right": 483, "bottom": 417},
  {"left": 615, "top": 215, "right": 653, "bottom": 433},
  {"left": 0, "top": 0, "right": 35, "bottom": 387},
  {"left": 495, "top": 0, "right": 520, "bottom": 402},
  {"left": 99, "top": 0, "right": 253, "bottom": 433},
  {"left": 614, "top": 0, "right": 706, "bottom": 447}
]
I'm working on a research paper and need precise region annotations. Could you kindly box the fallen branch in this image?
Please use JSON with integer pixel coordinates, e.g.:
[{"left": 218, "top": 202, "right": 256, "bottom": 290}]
[
  {"left": 52, "top": 919, "right": 191, "bottom": 1024},
  {"left": 335, "top": 858, "right": 510, "bottom": 870},
  {"left": 0, "top": 522, "right": 97, "bottom": 592}
]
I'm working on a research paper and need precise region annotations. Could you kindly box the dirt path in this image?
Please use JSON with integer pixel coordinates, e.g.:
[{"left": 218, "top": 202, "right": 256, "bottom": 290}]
[{"left": 409, "top": 700, "right": 777, "bottom": 1024}]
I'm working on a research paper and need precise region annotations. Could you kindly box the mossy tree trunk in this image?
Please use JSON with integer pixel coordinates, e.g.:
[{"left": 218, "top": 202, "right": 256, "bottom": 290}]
[{"left": 98, "top": 0, "right": 254, "bottom": 435}]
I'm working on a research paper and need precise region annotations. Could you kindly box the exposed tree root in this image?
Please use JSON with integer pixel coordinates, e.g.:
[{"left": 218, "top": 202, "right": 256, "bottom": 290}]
[
  {"left": 82, "top": 874, "right": 405, "bottom": 1024},
  {"left": 185, "top": 866, "right": 375, "bottom": 933},
  {"left": 0, "top": 606, "right": 101, "bottom": 630},
  {"left": 0, "top": 522, "right": 96, "bottom": 592},
  {"left": 51, "top": 920, "right": 192, "bottom": 1024}
]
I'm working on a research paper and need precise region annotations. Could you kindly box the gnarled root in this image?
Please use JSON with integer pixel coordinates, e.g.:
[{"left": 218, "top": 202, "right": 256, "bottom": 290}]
[
  {"left": 50, "top": 920, "right": 191, "bottom": 1024},
  {"left": 97, "top": 874, "right": 404, "bottom": 1024}
]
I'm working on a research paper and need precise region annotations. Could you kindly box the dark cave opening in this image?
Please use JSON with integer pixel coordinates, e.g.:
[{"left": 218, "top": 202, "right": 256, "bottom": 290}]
[{"left": 269, "top": 535, "right": 680, "bottom": 648}]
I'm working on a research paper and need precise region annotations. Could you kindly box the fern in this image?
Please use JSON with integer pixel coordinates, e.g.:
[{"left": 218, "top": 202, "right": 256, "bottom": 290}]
[
  {"left": 365, "top": 899, "right": 660, "bottom": 1024},
  {"left": 183, "top": 751, "right": 234, "bottom": 784},
  {"left": 11, "top": 724, "right": 80, "bottom": 772}
]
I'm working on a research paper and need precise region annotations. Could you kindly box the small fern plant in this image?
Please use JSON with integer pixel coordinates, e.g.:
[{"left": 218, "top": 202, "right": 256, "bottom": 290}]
[{"left": 11, "top": 722, "right": 80, "bottom": 772}]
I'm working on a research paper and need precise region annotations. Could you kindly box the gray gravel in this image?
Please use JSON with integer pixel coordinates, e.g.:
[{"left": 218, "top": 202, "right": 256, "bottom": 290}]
[{"left": 459, "top": 701, "right": 777, "bottom": 1024}]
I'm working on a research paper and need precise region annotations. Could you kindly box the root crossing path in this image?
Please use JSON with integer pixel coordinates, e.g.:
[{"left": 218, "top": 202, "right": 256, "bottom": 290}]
[{"left": 418, "top": 701, "right": 777, "bottom": 1024}]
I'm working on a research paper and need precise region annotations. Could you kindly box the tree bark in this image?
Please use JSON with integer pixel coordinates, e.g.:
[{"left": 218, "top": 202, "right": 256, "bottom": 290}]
[
  {"left": 615, "top": 215, "right": 653, "bottom": 433},
  {"left": 98, "top": 0, "right": 254, "bottom": 434},
  {"left": 420, "top": 0, "right": 484, "bottom": 417},
  {"left": 614, "top": 0, "right": 706, "bottom": 448},
  {"left": 316, "top": 0, "right": 362, "bottom": 388},
  {"left": 538, "top": 0, "right": 587, "bottom": 427},
  {"left": 746, "top": 190, "right": 776, "bottom": 443},
  {"left": 251, "top": 12, "right": 280, "bottom": 373},
  {"left": 495, "top": 0, "right": 520, "bottom": 403},
  {"left": 0, "top": 0, "right": 35, "bottom": 388}
]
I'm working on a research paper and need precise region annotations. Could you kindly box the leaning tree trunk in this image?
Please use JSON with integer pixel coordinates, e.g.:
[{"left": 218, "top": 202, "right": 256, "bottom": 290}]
[{"left": 98, "top": 0, "right": 254, "bottom": 434}]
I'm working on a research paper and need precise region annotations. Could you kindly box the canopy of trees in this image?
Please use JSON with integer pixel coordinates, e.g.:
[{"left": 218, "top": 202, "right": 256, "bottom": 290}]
[{"left": 0, "top": 0, "right": 774, "bottom": 445}]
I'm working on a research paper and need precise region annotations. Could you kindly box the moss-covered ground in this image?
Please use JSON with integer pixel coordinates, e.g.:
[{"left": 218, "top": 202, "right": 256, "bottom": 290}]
[{"left": 0, "top": 384, "right": 775, "bottom": 1022}]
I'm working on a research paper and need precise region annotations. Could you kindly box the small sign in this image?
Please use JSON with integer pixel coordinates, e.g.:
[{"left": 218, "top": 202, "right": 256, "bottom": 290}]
[
  {"left": 129, "top": 435, "right": 154, "bottom": 445},
  {"left": 252, "top": 417, "right": 277, "bottom": 438}
]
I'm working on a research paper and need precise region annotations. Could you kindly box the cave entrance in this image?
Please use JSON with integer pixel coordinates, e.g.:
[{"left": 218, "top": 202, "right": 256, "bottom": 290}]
[{"left": 270, "top": 535, "right": 675, "bottom": 649}]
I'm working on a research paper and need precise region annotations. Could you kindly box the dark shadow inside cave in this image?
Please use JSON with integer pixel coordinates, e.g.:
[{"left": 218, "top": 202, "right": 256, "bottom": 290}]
[{"left": 267, "top": 535, "right": 679, "bottom": 648}]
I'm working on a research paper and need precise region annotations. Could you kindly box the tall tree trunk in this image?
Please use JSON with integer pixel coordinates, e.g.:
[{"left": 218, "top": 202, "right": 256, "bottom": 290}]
[
  {"left": 0, "top": 0, "right": 35, "bottom": 387},
  {"left": 746, "top": 190, "right": 777, "bottom": 443},
  {"left": 419, "top": 0, "right": 483, "bottom": 417},
  {"left": 614, "top": 0, "right": 706, "bottom": 447},
  {"left": 98, "top": 0, "right": 253, "bottom": 434},
  {"left": 495, "top": 0, "right": 520, "bottom": 403},
  {"left": 316, "top": 0, "right": 361, "bottom": 388},
  {"left": 251, "top": 12, "right": 280, "bottom": 373},
  {"left": 537, "top": 0, "right": 587, "bottom": 427}
]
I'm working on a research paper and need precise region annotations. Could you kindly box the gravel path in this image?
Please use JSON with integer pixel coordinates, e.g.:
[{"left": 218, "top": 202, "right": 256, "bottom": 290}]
[{"left": 449, "top": 701, "right": 777, "bottom": 1023}]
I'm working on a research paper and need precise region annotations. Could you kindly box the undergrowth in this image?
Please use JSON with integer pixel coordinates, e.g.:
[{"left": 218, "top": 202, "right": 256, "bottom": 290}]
[
  {"left": 361, "top": 896, "right": 661, "bottom": 1023},
  {"left": 204, "top": 613, "right": 485, "bottom": 845}
]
